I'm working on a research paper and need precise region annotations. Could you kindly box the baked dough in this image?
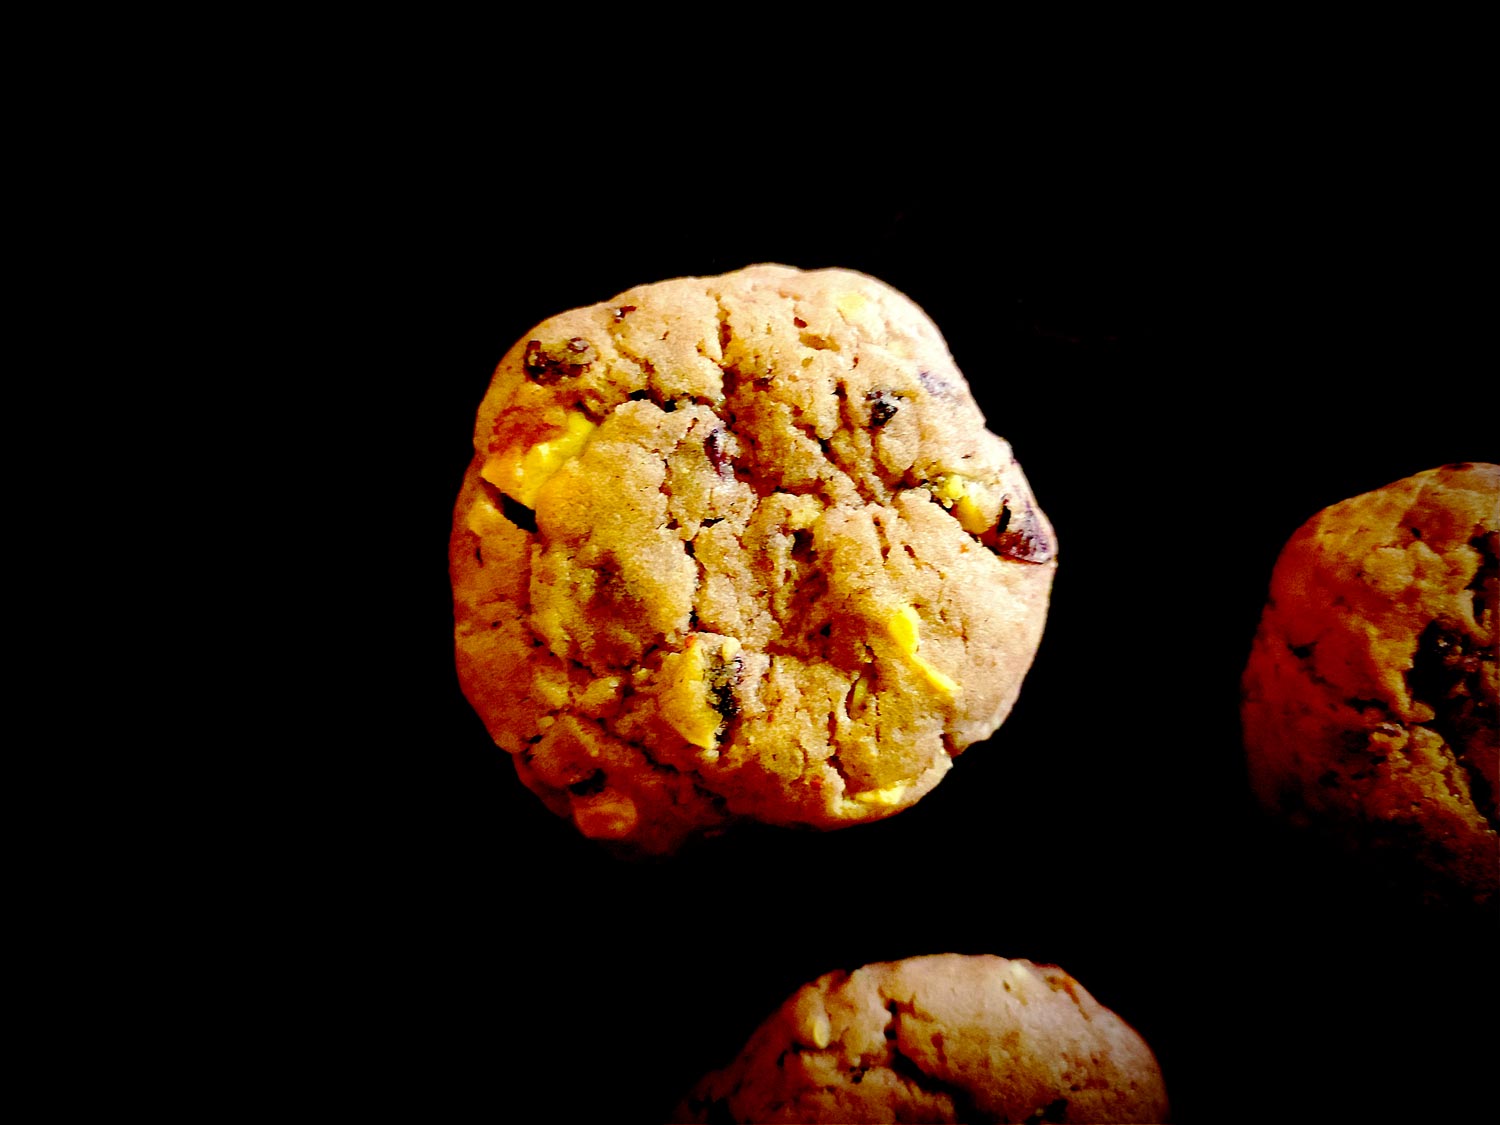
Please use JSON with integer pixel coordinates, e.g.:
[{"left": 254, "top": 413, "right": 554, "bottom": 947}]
[
  {"left": 672, "top": 953, "right": 1169, "bottom": 1124},
  {"left": 450, "top": 265, "right": 1055, "bottom": 853},
  {"left": 1241, "top": 462, "right": 1499, "bottom": 903}
]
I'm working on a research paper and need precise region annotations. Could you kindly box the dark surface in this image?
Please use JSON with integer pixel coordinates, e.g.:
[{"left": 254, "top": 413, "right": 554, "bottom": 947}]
[{"left": 344, "top": 182, "right": 1496, "bottom": 1122}]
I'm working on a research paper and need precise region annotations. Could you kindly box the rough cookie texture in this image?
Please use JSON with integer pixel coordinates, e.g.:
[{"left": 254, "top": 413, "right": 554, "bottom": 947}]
[
  {"left": 450, "top": 265, "right": 1055, "bottom": 853},
  {"left": 672, "top": 954, "right": 1169, "bottom": 1124},
  {"left": 1241, "top": 463, "right": 1499, "bottom": 903}
]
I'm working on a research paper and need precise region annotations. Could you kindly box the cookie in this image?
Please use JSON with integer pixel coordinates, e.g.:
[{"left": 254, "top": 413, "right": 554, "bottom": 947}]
[
  {"left": 1241, "top": 462, "right": 1499, "bottom": 903},
  {"left": 450, "top": 265, "right": 1055, "bottom": 853},
  {"left": 672, "top": 953, "right": 1169, "bottom": 1124}
]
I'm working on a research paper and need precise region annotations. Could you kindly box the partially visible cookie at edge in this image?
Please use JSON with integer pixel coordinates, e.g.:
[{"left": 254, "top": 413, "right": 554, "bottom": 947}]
[
  {"left": 1241, "top": 462, "right": 1499, "bottom": 904},
  {"left": 671, "top": 953, "right": 1170, "bottom": 1124},
  {"left": 450, "top": 265, "right": 1056, "bottom": 853}
]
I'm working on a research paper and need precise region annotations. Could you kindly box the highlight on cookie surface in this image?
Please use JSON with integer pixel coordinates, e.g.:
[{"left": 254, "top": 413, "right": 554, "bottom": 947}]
[
  {"left": 671, "top": 953, "right": 1170, "bottom": 1124},
  {"left": 449, "top": 265, "right": 1056, "bottom": 854},
  {"left": 1240, "top": 462, "right": 1499, "bottom": 904}
]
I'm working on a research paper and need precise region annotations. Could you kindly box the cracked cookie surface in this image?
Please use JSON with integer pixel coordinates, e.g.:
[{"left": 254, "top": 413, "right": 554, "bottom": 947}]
[
  {"left": 1241, "top": 462, "right": 1500, "bottom": 903},
  {"left": 449, "top": 265, "right": 1056, "bottom": 853},
  {"left": 671, "top": 953, "right": 1169, "bottom": 1124}
]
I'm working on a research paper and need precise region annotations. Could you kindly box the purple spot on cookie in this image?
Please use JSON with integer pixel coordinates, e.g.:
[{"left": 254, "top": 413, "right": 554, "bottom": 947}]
[
  {"left": 992, "top": 498, "right": 1055, "bottom": 564},
  {"left": 918, "top": 370, "right": 952, "bottom": 396},
  {"left": 866, "top": 390, "right": 899, "bottom": 428}
]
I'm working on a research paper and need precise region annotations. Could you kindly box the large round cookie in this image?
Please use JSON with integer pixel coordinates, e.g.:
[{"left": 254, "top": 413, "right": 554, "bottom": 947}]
[
  {"left": 672, "top": 953, "right": 1169, "bottom": 1124},
  {"left": 1241, "top": 462, "right": 1499, "bottom": 903},
  {"left": 450, "top": 265, "right": 1055, "bottom": 853}
]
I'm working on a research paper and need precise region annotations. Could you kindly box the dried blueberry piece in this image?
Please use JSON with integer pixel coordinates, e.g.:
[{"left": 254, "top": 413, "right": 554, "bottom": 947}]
[
  {"left": 992, "top": 497, "right": 1055, "bottom": 563},
  {"left": 612, "top": 305, "right": 637, "bottom": 321},
  {"left": 523, "top": 340, "right": 547, "bottom": 377},
  {"left": 918, "top": 369, "right": 953, "bottom": 396},
  {"left": 866, "top": 390, "right": 899, "bottom": 428},
  {"left": 705, "top": 428, "right": 732, "bottom": 475},
  {"left": 708, "top": 653, "right": 743, "bottom": 724},
  {"left": 791, "top": 529, "right": 814, "bottom": 562},
  {"left": 523, "top": 338, "right": 594, "bottom": 383}
]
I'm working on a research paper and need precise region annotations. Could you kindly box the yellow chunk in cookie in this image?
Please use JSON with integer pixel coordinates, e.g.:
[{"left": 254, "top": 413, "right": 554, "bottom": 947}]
[
  {"left": 886, "top": 606, "right": 959, "bottom": 695},
  {"left": 577, "top": 675, "right": 624, "bottom": 715},
  {"left": 953, "top": 491, "right": 991, "bottom": 535},
  {"left": 809, "top": 1012, "right": 831, "bottom": 1049},
  {"left": 931, "top": 473, "right": 997, "bottom": 536},
  {"left": 850, "top": 783, "right": 907, "bottom": 806},
  {"left": 480, "top": 412, "right": 596, "bottom": 508},
  {"left": 784, "top": 494, "right": 821, "bottom": 531},
  {"left": 932, "top": 474, "right": 966, "bottom": 503},
  {"left": 659, "top": 635, "right": 743, "bottom": 750},
  {"left": 834, "top": 290, "right": 868, "bottom": 318},
  {"left": 848, "top": 667, "right": 874, "bottom": 713}
]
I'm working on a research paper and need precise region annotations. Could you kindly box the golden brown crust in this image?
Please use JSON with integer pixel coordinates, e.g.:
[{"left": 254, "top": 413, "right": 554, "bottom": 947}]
[
  {"left": 672, "top": 954, "right": 1170, "bottom": 1124},
  {"left": 1241, "top": 462, "right": 1499, "bottom": 903},
  {"left": 450, "top": 265, "right": 1055, "bottom": 853}
]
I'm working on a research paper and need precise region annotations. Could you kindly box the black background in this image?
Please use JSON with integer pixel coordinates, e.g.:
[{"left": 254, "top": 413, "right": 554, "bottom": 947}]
[{"left": 342, "top": 163, "right": 1496, "bottom": 1122}]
